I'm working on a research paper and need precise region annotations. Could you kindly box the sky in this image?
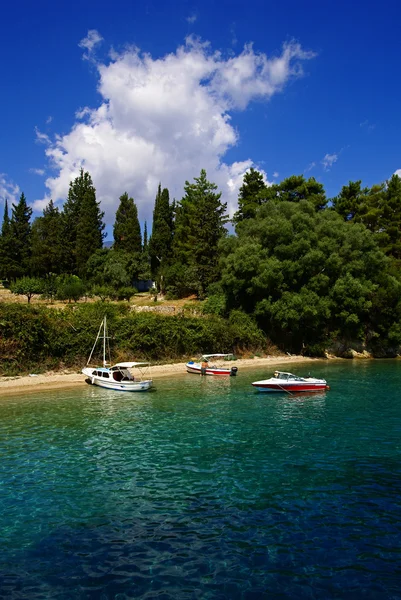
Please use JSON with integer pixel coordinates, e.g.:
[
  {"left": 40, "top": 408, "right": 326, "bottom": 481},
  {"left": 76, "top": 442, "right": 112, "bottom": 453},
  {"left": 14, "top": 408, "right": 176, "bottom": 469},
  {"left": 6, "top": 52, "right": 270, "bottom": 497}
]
[{"left": 1, "top": 0, "right": 400, "bottom": 239}]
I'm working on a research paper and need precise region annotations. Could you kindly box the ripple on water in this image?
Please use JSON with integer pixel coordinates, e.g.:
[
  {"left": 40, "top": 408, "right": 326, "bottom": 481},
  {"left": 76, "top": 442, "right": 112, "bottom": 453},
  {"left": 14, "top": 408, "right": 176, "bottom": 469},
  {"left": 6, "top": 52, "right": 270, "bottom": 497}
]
[{"left": 1, "top": 361, "right": 401, "bottom": 598}]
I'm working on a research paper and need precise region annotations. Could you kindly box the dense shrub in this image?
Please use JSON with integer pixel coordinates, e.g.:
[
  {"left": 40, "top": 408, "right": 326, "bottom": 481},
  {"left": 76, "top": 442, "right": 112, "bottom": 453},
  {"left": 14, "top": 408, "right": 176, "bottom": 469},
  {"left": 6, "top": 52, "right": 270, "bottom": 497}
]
[{"left": 0, "top": 303, "right": 270, "bottom": 375}]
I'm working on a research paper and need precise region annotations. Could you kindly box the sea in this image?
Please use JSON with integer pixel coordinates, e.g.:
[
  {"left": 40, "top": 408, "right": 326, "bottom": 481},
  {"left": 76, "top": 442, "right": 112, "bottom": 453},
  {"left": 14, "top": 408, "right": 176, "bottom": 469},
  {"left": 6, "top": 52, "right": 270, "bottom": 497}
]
[{"left": 1, "top": 360, "right": 401, "bottom": 599}]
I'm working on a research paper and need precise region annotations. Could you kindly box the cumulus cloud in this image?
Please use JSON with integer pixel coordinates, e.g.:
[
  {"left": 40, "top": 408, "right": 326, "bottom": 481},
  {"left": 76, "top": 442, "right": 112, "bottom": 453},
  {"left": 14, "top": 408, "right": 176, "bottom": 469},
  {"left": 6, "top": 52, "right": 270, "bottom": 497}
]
[
  {"left": 30, "top": 168, "right": 45, "bottom": 176},
  {"left": 321, "top": 153, "right": 338, "bottom": 171},
  {"left": 394, "top": 169, "right": 401, "bottom": 177},
  {"left": 37, "top": 34, "right": 315, "bottom": 223},
  {"left": 0, "top": 174, "right": 20, "bottom": 206}
]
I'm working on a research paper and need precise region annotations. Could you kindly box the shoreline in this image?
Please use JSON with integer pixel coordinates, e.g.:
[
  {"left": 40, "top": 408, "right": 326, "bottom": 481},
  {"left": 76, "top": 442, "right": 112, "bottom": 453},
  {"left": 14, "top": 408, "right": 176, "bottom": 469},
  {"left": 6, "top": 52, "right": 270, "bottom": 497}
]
[{"left": 0, "top": 355, "right": 327, "bottom": 396}]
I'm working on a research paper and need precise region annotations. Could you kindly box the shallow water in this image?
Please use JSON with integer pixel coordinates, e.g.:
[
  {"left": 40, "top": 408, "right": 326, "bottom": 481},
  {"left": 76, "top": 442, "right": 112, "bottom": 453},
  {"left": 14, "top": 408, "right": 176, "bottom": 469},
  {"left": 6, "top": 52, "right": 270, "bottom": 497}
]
[{"left": 1, "top": 360, "right": 401, "bottom": 599}]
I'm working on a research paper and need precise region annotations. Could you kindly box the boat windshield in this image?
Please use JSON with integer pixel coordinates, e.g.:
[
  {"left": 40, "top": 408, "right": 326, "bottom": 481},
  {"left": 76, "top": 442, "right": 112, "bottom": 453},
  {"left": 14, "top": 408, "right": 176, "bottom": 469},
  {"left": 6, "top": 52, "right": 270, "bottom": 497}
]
[{"left": 274, "top": 371, "right": 305, "bottom": 381}]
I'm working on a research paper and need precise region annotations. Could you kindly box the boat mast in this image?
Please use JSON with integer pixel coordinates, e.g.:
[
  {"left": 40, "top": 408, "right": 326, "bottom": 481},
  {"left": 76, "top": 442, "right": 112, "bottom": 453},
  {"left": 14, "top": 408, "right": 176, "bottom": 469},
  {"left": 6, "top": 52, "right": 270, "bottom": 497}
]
[
  {"left": 86, "top": 318, "right": 104, "bottom": 366},
  {"left": 103, "top": 315, "right": 107, "bottom": 367},
  {"left": 86, "top": 316, "right": 110, "bottom": 367}
]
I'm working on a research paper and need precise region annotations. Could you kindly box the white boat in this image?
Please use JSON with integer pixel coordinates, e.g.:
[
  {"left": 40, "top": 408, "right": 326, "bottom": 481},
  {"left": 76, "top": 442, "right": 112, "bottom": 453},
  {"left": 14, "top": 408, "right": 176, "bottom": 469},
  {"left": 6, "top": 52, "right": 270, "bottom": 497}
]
[
  {"left": 252, "top": 371, "right": 329, "bottom": 393},
  {"left": 186, "top": 354, "right": 238, "bottom": 376},
  {"left": 82, "top": 317, "right": 153, "bottom": 392}
]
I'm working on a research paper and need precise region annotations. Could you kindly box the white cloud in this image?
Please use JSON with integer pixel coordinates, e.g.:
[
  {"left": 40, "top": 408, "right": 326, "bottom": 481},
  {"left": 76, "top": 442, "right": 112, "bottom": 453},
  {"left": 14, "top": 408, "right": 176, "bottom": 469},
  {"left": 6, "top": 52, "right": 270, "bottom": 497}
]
[
  {"left": 186, "top": 14, "right": 197, "bottom": 24},
  {"left": 0, "top": 174, "right": 20, "bottom": 205},
  {"left": 78, "top": 29, "right": 103, "bottom": 60},
  {"left": 305, "top": 161, "right": 316, "bottom": 172},
  {"left": 273, "top": 171, "right": 279, "bottom": 178},
  {"left": 321, "top": 153, "right": 338, "bottom": 171},
  {"left": 37, "top": 35, "right": 315, "bottom": 223},
  {"left": 35, "top": 127, "right": 51, "bottom": 145},
  {"left": 29, "top": 168, "right": 45, "bottom": 176},
  {"left": 46, "top": 116, "right": 53, "bottom": 124},
  {"left": 360, "top": 119, "right": 375, "bottom": 132},
  {"left": 395, "top": 169, "right": 401, "bottom": 177}
]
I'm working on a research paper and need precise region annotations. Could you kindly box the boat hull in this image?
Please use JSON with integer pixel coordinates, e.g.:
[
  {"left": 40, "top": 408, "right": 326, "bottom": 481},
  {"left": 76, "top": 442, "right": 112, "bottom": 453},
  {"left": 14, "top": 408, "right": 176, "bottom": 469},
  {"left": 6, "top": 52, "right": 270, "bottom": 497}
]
[
  {"left": 252, "top": 382, "right": 328, "bottom": 393},
  {"left": 82, "top": 368, "right": 152, "bottom": 392},
  {"left": 186, "top": 364, "right": 237, "bottom": 376}
]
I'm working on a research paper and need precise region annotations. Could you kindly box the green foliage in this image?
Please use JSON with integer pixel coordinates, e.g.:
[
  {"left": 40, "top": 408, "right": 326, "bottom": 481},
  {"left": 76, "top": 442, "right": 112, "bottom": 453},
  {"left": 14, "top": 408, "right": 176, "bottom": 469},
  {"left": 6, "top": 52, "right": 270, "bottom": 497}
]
[
  {"left": 220, "top": 199, "right": 400, "bottom": 353},
  {"left": 233, "top": 168, "right": 267, "bottom": 223},
  {"left": 62, "top": 169, "right": 97, "bottom": 273},
  {"left": 5, "top": 193, "right": 33, "bottom": 279},
  {"left": 149, "top": 185, "right": 173, "bottom": 279},
  {"left": 56, "top": 275, "right": 86, "bottom": 303},
  {"left": 31, "top": 199, "right": 63, "bottom": 276},
  {"left": 112, "top": 286, "right": 138, "bottom": 301},
  {"left": 113, "top": 192, "right": 142, "bottom": 254},
  {"left": 0, "top": 303, "right": 269, "bottom": 375},
  {"left": 172, "top": 169, "right": 227, "bottom": 298},
  {"left": 202, "top": 294, "right": 227, "bottom": 316},
  {"left": 9, "top": 276, "right": 44, "bottom": 303},
  {"left": 76, "top": 185, "right": 105, "bottom": 277}
]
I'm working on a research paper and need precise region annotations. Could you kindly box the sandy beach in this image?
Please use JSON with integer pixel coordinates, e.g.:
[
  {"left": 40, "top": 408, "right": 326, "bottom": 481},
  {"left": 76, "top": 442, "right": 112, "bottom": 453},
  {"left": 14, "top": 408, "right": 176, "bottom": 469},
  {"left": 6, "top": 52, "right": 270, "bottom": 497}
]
[{"left": 0, "top": 355, "right": 324, "bottom": 396}]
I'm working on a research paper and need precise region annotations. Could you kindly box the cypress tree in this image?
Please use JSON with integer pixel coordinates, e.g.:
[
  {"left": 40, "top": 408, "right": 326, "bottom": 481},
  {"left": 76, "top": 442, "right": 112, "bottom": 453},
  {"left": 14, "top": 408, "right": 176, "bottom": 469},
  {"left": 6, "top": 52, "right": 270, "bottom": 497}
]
[
  {"left": 113, "top": 192, "right": 142, "bottom": 254},
  {"left": 62, "top": 169, "right": 96, "bottom": 273},
  {"left": 9, "top": 192, "right": 32, "bottom": 278},
  {"left": 0, "top": 200, "right": 13, "bottom": 280},
  {"left": 75, "top": 188, "right": 105, "bottom": 278},
  {"left": 31, "top": 199, "right": 63, "bottom": 275},
  {"left": 149, "top": 185, "right": 173, "bottom": 279}
]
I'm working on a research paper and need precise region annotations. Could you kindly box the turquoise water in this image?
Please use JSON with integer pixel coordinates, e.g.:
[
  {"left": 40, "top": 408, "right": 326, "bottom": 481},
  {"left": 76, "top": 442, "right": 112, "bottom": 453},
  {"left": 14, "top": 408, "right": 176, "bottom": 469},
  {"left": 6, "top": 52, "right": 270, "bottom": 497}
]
[{"left": 1, "top": 360, "right": 401, "bottom": 599}]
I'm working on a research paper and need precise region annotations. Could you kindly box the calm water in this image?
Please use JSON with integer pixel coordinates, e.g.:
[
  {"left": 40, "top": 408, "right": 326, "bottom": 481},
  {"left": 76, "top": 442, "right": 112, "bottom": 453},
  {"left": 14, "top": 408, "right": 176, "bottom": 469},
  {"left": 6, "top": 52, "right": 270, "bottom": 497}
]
[{"left": 1, "top": 360, "right": 401, "bottom": 599}]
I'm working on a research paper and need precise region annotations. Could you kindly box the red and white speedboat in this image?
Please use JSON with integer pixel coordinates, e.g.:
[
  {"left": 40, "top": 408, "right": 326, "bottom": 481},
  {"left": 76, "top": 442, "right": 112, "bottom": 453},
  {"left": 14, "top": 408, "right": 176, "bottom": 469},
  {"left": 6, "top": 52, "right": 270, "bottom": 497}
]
[
  {"left": 252, "top": 371, "right": 329, "bottom": 393},
  {"left": 186, "top": 354, "right": 238, "bottom": 376}
]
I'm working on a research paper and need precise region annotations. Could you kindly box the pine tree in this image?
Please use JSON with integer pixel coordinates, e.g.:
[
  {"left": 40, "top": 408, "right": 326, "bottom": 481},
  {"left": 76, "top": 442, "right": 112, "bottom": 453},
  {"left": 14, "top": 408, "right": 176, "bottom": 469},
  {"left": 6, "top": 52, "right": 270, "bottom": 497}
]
[
  {"left": 233, "top": 168, "right": 267, "bottom": 224},
  {"left": 113, "top": 192, "right": 142, "bottom": 254},
  {"left": 9, "top": 192, "right": 33, "bottom": 278},
  {"left": 149, "top": 185, "right": 173, "bottom": 279},
  {"left": 173, "top": 169, "right": 227, "bottom": 297},
  {"left": 75, "top": 188, "right": 105, "bottom": 278},
  {"left": 62, "top": 169, "right": 96, "bottom": 273},
  {"left": 0, "top": 200, "right": 13, "bottom": 280},
  {"left": 380, "top": 174, "right": 401, "bottom": 258},
  {"left": 31, "top": 199, "right": 64, "bottom": 275}
]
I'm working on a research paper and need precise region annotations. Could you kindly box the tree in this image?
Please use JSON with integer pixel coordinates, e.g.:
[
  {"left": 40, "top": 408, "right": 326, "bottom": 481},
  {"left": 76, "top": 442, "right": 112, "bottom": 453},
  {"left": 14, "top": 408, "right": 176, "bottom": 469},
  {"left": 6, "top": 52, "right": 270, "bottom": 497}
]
[
  {"left": 0, "top": 200, "right": 13, "bottom": 280},
  {"left": 62, "top": 169, "right": 98, "bottom": 273},
  {"left": 10, "top": 276, "right": 44, "bottom": 303},
  {"left": 171, "top": 169, "right": 227, "bottom": 298},
  {"left": 233, "top": 168, "right": 267, "bottom": 224},
  {"left": 56, "top": 275, "right": 86, "bottom": 303},
  {"left": 75, "top": 186, "right": 105, "bottom": 278},
  {"left": 31, "top": 200, "right": 63, "bottom": 276},
  {"left": 113, "top": 192, "right": 142, "bottom": 254},
  {"left": 9, "top": 193, "right": 33, "bottom": 278},
  {"left": 149, "top": 185, "right": 173, "bottom": 279},
  {"left": 379, "top": 174, "right": 401, "bottom": 258},
  {"left": 220, "top": 199, "right": 399, "bottom": 353},
  {"left": 332, "top": 180, "right": 369, "bottom": 221}
]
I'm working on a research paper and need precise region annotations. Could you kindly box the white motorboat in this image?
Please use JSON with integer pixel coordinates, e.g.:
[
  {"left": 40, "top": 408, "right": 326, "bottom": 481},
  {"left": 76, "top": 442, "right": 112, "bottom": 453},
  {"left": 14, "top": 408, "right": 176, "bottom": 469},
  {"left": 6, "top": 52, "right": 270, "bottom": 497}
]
[
  {"left": 252, "top": 371, "right": 329, "bottom": 393},
  {"left": 82, "top": 317, "right": 153, "bottom": 392},
  {"left": 186, "top": 354, "right": 238, "bottom": 376}
]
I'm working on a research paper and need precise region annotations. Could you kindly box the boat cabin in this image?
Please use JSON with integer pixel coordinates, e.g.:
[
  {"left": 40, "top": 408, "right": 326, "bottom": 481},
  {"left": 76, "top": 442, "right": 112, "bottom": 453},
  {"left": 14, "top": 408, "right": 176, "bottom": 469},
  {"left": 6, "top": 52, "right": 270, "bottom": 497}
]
[{"left": 273, "top": 371, "right": 306, "bottom": 381}]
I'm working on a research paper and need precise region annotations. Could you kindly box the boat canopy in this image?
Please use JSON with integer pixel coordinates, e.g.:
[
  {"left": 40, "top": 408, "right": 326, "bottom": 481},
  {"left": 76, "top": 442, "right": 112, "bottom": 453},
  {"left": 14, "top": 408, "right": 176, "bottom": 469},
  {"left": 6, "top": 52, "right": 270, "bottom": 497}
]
[
  {"left": 202, "top": 354, "right": 234, "bottom": 359},
  {"left": 111, "top": 362, "right": 150, "bottom": 369}
]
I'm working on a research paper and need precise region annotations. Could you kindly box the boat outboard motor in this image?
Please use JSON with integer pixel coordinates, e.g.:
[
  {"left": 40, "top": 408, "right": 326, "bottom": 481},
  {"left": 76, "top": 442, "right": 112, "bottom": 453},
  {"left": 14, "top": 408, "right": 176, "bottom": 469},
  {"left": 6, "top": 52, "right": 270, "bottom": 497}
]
[{"left": 230, "top": 366, "right": 238, "bottom": 376}]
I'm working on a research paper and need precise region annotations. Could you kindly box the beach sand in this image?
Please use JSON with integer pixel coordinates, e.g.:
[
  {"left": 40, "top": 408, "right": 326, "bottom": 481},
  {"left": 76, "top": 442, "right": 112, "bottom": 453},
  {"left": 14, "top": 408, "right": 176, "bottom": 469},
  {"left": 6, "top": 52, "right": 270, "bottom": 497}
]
[{"left": 0, "top": 355, "right": 325, "bottom": 396}]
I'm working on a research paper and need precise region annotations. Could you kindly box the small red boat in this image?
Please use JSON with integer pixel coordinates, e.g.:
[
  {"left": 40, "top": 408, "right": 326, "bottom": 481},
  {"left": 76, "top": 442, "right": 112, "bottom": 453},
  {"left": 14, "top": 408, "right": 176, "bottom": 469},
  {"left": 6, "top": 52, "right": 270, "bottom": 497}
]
[
  {"left": 252, "top": 371, "right": 329, "bottom": 393},
  {"left": 186, "top": 354, "right": 238, "bottom": 376}
]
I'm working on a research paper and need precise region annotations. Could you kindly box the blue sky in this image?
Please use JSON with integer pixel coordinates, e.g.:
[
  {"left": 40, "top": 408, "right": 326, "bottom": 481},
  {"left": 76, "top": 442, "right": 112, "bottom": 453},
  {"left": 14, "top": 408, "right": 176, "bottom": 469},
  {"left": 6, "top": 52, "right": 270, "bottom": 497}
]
[{"left": 1, "top": 0, "right": 400, "bottom": 234}]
